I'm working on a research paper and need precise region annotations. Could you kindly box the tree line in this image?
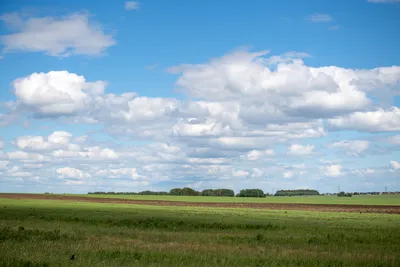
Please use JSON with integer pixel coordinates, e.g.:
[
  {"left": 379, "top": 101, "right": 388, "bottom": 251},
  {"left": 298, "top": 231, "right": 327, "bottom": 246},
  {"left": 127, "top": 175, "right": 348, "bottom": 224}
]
[
  {"left": 88, "top": 188, "right": 320, "bottom": 197},
  {"left": 274, "top": 189, "right": 320, "bottom": 196}
]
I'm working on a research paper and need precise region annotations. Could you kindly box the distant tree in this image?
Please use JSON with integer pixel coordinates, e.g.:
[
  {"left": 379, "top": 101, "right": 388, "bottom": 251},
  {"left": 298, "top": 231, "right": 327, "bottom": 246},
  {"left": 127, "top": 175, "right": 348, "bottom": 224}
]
[
  {"left": 169, "top": 187, "right": 200, "bottom": 196},
  {"left": 201, "top": 189, "right": 235, "bottom": 197},
  {"left": 274, "top": 189, "right": 320, "bottom": 196},
  {"left": 338, "top": 191, "right": 352, "bottom": 197},
  {"left": 236, "top": 189, "right": 265, "bottom": 198}
]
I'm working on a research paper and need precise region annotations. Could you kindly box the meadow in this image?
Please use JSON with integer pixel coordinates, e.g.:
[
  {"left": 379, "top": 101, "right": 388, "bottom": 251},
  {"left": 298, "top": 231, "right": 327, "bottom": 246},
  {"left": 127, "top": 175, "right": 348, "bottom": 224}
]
[
  {"left": 78, "top": 193, "right": 400, "bottom": 205},
  {"left": 0, "top": 197, "right": 399, "bottom": 267}
]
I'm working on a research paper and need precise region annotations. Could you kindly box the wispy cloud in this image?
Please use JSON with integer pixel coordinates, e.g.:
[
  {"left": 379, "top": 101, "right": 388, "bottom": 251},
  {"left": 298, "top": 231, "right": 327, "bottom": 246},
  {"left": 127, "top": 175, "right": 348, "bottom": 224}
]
[
  {"left": 306, "top": 13, "right": 333, "bottom": 23},
  {"left": 329, "top": 25, "right": 341, "bottom": 31},
  {"left": 125, "top": 1, "right": 140, "bottom": 10},
  {"left": 0, "top": 12, "right": 115, "bottom": 57},
  {"left": 146, "top": 63, "right": 159, "bottom": 70},
  {"left": 367, "top": 0, "right": 400, "bottom": 3}
]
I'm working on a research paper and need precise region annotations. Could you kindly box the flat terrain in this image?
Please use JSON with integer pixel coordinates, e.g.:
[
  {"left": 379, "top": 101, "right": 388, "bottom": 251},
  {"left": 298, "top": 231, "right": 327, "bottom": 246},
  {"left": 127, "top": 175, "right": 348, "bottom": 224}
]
[
  {"left": 80, "top": 193, "right": 400, "bottom": 205},
  {"left": 1, "top": 193, "right": 400, "bottom": 214},
  {"left": 0, "top": 197, "right": 399, "bottom": 267}
]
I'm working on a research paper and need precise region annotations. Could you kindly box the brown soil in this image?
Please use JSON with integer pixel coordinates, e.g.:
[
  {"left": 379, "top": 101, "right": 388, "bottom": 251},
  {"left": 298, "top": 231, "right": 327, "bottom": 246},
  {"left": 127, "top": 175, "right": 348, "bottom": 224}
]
[{"left": 1, "top": 193, "right": 399, "bottom": 214}]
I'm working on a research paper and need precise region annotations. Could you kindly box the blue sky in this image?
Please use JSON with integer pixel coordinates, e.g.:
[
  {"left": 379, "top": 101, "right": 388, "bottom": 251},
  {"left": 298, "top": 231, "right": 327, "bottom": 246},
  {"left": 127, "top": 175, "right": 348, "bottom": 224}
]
[{"left": 0, "top": 0, "right": 399, "bottom": 194}]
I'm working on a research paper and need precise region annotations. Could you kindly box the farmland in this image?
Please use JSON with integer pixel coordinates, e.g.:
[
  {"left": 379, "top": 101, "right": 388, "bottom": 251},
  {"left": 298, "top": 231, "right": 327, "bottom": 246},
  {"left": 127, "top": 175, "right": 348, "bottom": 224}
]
[
  {"left": 1, "top": 195, "right": 400, "bottom": 267},
  {"left": 81, "top": 193, "right": 400, "bottom": 205}
]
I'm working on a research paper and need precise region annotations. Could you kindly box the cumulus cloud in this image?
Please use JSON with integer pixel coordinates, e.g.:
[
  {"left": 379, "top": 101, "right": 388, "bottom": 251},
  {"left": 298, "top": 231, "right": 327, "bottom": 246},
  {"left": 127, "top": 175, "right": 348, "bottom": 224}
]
[
  {"left": 95, "top": 168, "right": 145, "bottom": 179},
  {"left": 125, "top": 1, "right": 140, "bottom": 10},
  {"left": 0, "top": 160, "right": 9, "bottom": 169},
  {"left": 13, "top": 71, "right": 106, "bottom": 117},
  {"left": 57, "top": 167, "right": 90, "bottom": 179},
  {"left": 170, "top": 49, "right": 399, "bottom": 123},
  {"left": 324, "top": 164, "right": 343, "bottom": 177},
  {"left": 351, "top": 168, "right": 375, "bottom": 176},
  {"left": 306, "top": 14, "right": 333, "bottom": 23},
  {"left": 288, "top": 144, "right": 315, "bottom": 156},
  {"left": 16, "top": 131, "right": 74, "bottom": 151},
  {"left": 390, "top": 160, "right": 400, "bottom": 170},
  {"left": 328, "top": 107, "right": 400, "bottom": 132},
  {"left": 246, "top": 149, "right": 275, "bottom": 160},
  {"left": 329, "top": 140, "right": 369, "bottom": 156},
  {"left": 0, "top": 12, "right": 115, "bottom": 56},
  {"left": 53, "top": 146, "right": 119, "bottom": 161},
  {"left": 2, "top": 48, "right": 400, "bottom": 192}
]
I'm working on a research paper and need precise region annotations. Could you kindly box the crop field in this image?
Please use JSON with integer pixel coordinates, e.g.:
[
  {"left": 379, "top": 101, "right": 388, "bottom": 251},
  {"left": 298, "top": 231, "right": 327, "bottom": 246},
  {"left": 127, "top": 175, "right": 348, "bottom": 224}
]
[
  {"left": 79, "top": 193, "right": 400, "bottom": 205},
  {"left": 0, "top": 195, "right": 400, "bottom": 267}
]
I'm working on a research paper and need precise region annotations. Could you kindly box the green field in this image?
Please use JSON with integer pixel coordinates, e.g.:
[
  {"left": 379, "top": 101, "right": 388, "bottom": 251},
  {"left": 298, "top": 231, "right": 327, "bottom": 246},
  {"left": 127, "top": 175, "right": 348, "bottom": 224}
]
[
  {"left": 1, "top": 197, "right": 399, "bottom": 267},
  {"left": 77, "top": 194, "right": 400, "bottom": 205}
]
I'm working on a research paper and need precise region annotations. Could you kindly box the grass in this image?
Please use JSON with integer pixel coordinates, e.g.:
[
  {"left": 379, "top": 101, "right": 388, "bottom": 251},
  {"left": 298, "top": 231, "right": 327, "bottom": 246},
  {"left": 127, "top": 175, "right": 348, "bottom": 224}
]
[
  {"left": 0, "top": 198, "right": 399, "bottom": 267},
  {"left": 69, "top": 193, "right": 400, "bottom": 205}
]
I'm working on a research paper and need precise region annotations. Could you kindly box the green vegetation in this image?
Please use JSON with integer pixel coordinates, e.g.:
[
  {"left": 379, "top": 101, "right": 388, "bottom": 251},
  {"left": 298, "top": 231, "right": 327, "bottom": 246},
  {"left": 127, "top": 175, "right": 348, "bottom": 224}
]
[
  {"left": 275, "top": 189, "right": 320, "bottom": 196},
  {"left": 201, "top": 189, "right": 235, "bottom": 197},
  {"left": 338, "top": 191, "right": 353, "bottom": 197},
  {"left": 78, "top": 193, "right": 400, "bottom": 205},
  {"left": 170, "top": 187, "right": 201, "bottom": 196},
  {"left": 236, "top": 188, "right": 265, "bottom": 197},
  {"left": 0, "top": 198, "right": 399, "bottom": 267}
]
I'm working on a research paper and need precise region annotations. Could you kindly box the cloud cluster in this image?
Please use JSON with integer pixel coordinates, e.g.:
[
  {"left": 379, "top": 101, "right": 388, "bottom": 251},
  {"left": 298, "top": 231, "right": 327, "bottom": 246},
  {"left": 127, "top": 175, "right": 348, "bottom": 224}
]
[
  {"left": 0, "top": 12, "right": 115, "bottom": 57},
  {"left": 1, "top": 48, "right": 399, "bottom": 192}
]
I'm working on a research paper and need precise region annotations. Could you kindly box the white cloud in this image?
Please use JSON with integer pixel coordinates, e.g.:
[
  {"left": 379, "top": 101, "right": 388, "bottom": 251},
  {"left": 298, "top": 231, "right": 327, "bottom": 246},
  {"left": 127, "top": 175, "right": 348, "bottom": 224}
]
[
  {"left": 53, "top": 146, "right": 119, "bottom": 161},
  {"left": 324, "top": 164, "right": 343, "bottom": 177},
  {"left": 0, "top": 12, "right": 115, "bottom": 56},
  {"left": 390, "top": 160, "right": 400, "bottom": 170},
  {"left": 13, "top": 71, "right": 106, "bottom": 117},
  {"left": 95, "top": 168, "right": 144, "bottom": 179},
  {"left": 306, "top": 14, "right": 333, "bottom": 23},
  {"left": 329, "top": 140, "right": 369, "bottom": 156},
  {"left": 288, "top": 144, "right": 315, "bottom": 156},
  {"left": 232, "top": 170, "right": 249, "bottom": 177},
  {"left": 328, "top": 107, "right": 400, "bottom": 132},
  {"left": 246, "top": 149, "right": 274, "bottom": 160},
  {"left": 64, "top": 180, "right": 85, "bottom": 185},
  {"left": 170, "top": 49, "right": 399, "bottom": 123},
  {"left": 7, "top": 151, "right": 49, "bottom": 163},
  {"left": 283, "top": 171, "right": 294, "bottom": 178},
  {"left": 57, "top": 167, "right": 90, "bottom": 179},
  {"left": 1, "top": 48, "right": 400, "bottom": 192},
  {"left": 16, "top": 131, "right": 73, "bottom": 151},
  {"left": 125, "top": 1, "right": 140, "bottom": 10},
  {"left": 0, "top": 138, "right": 3, "bottom": 149},
  {"left": 351, "top": 168, "right": 375, "bottom": 176},
  {"left": 0, "top": 160, "right": 9, "bottom": 169}
]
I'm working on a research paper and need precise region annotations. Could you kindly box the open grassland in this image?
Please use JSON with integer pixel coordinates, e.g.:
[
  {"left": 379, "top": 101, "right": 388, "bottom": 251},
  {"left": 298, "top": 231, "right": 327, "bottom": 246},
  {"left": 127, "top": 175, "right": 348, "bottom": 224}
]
[
  {"left": 78, "top": 194, "right": 400, "bottom": 205},
  {"left": 0, "top": 198, "right": 399, "bottom": 267}
]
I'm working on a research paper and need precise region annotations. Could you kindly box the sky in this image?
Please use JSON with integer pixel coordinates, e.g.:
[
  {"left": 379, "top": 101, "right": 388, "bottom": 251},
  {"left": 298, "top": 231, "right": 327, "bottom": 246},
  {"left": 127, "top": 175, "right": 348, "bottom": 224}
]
[{"left": 0, "top": 0, "right": 399, "bottom": 194}]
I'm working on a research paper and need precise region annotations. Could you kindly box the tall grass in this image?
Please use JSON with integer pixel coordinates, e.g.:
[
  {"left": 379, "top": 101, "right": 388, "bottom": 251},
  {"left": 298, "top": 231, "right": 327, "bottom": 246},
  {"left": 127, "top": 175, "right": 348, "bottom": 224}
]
[{"left": 0, "top": 198, "right": 399, "bottom": 267}]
